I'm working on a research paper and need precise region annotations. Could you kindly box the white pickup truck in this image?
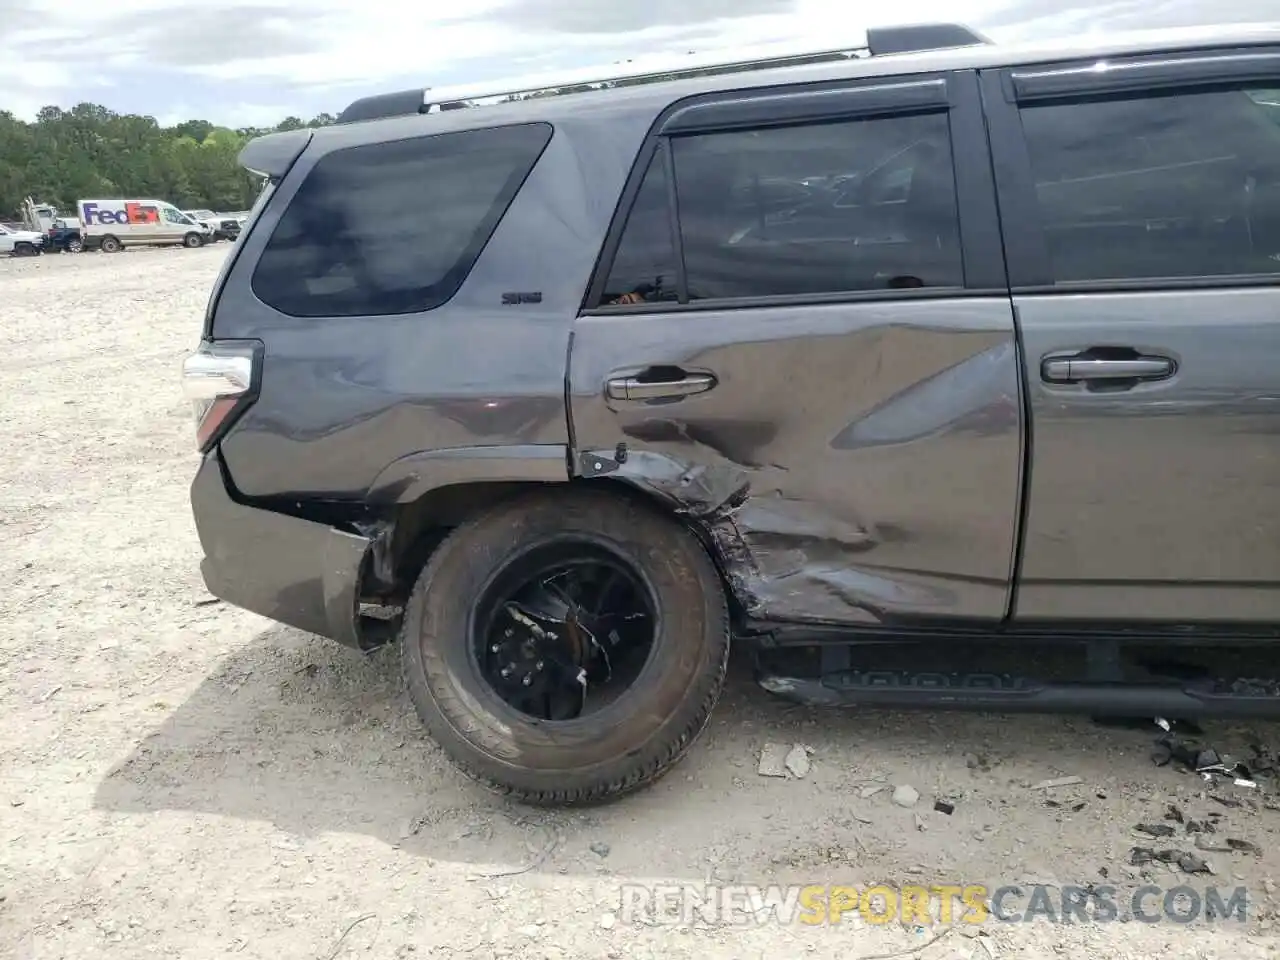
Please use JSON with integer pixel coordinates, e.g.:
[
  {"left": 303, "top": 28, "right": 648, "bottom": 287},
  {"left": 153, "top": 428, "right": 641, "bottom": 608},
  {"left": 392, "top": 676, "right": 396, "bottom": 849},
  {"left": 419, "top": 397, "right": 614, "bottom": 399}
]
[
  {"left": 183, "top": 209, "right": 244, "bottom": 241},
  {"left": 0, "top": 222, "right": 46, "bottom": 256}
]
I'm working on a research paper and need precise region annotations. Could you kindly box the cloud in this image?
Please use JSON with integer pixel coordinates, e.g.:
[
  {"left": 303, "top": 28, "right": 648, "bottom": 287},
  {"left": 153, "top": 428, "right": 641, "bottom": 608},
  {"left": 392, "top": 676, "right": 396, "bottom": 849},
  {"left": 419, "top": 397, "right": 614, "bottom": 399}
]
[
  {"left": 488, "top": 0, "right": 796, "bottom": 33},
  {"left": 0, "top": 0, "right": 1275, "bottom": 126},
  {"left": 101, "top": 5, "right": 331, "bottom": 67},
  {"left": 977, "top": 0, "right": 1270, "bottom": 39}
]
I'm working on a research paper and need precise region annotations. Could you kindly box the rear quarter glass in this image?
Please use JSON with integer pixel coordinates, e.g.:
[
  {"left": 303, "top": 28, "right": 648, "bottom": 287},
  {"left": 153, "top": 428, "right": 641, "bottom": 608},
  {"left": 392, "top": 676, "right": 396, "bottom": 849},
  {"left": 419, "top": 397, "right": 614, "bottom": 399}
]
[{"left": 248, "top": 122, "right": 554, "bottom": 319}]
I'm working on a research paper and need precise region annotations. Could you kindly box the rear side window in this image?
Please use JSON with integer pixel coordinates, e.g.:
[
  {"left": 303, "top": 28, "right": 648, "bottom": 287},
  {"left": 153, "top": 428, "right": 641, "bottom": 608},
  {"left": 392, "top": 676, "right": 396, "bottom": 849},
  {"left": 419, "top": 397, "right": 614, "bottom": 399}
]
[
  {"left": 252, "top": 122, "right": 552, "bottom": 317},
  {"left": 597, "top": 110, "right": 963, "bottom": 306},
  {"left": 1018, "top": 85, "right": 1280, "bottom": 283}
]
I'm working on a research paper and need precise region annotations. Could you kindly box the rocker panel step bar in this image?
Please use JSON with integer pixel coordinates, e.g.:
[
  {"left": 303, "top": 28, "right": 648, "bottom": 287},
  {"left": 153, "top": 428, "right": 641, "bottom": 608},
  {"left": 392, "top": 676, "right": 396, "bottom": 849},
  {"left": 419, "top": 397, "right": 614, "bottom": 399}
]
[{"left": 759, "top": 671, "right": 1280, "bottom": 717}]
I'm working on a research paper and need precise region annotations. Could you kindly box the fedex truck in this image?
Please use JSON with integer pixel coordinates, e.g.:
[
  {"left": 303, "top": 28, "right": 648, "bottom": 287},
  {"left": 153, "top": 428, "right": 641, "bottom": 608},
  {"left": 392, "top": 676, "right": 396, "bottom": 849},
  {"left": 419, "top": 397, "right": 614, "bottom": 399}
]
[{"left": 78, "top": 198, "right": 213, "bottom": 252}]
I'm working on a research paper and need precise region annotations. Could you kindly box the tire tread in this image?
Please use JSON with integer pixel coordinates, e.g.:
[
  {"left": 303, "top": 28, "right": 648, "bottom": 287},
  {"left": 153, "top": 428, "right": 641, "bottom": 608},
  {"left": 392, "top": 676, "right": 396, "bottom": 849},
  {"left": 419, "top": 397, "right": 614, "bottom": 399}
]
[{"left": 399, "top": 487, "right": 730, "bottom": 806}]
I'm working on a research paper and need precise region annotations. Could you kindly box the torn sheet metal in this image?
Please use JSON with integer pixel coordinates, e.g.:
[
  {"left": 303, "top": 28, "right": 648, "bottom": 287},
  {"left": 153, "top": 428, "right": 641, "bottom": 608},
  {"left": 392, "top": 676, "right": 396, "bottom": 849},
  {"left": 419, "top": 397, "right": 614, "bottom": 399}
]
[
  {"left": 351, "top": 518, "right": 396, "bottom": 593},
  {"left": 588, "top": 450, "right": 985, "bottom": 623}
]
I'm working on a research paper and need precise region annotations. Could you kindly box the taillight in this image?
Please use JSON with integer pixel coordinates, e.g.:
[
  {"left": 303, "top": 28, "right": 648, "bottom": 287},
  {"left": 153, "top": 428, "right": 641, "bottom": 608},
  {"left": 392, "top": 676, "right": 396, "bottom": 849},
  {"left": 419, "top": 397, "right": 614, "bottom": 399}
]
[{"left": 181, "top": 340, "right": 262, "bottom": 452}]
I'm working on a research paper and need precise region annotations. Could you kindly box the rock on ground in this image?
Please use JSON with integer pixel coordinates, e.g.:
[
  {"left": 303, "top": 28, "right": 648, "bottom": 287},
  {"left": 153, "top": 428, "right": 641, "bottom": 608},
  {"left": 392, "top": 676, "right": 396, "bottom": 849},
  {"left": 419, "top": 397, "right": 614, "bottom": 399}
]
[{"left": 893, "top": 784, "right": 921, "bottom": 808}]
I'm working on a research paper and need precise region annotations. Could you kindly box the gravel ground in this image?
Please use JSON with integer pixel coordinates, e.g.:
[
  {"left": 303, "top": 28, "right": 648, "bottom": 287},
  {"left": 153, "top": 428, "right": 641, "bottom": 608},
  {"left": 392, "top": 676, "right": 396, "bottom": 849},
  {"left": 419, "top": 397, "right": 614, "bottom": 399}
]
[{"left": 3, "top": 245, "right": 1280, "bottom": 959}]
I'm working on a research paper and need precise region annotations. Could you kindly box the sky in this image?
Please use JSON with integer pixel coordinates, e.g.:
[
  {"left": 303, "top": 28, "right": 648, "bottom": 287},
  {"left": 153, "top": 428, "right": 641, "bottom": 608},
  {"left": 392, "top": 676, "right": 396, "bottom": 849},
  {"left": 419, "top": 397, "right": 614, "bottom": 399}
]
[{"left": 0, "top": 0, "right": 1275, "bottom": 127}]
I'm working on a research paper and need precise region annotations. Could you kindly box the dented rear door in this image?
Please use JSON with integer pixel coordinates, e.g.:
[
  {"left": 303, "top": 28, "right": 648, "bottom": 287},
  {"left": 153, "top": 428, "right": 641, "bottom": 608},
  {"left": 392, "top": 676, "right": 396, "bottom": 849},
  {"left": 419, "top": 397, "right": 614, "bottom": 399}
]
[{"left": 568, "top": 70, "right": 1024, "bottom": 627}]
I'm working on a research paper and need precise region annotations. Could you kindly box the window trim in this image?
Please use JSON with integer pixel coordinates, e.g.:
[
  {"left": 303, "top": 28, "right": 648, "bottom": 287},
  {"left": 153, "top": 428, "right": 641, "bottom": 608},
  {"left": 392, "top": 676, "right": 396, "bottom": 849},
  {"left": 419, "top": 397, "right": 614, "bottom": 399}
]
[
  {"left": 585, "top": 285, "right": 1008, "bottom": 317},
  {"left": 249, "top": 120, "right": 554, "bottom": 319},
  {"left": 581, "top": 69, "right": 1005, "bottom": 315},
  {"left": 984, "top": 46, "right": 1280, "bottom": 292},
  {"left": 659, "top": 138, "right": 690, "bottom": 304},
  {"left": 660, "top": 78, "right": 949, "bottom": 134},
  {"left": 1009, "top": 47, "right": 1280, "bottom": 103}
]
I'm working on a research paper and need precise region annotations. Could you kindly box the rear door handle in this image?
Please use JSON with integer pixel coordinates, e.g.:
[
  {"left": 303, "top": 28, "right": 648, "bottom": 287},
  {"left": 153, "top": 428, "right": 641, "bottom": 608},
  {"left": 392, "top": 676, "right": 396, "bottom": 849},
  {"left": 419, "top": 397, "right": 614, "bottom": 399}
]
[
  {"left": 1040, "top": 355, "right": 1175, "bottom": 384},
  {"left": 606, "top": 371, "right": 717, "bottom": 401}
]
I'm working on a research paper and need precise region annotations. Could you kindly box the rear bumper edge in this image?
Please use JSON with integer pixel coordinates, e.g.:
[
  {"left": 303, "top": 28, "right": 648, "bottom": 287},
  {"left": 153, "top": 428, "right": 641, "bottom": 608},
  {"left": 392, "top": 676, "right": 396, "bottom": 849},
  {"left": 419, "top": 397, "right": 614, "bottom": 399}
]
[{"left": 191, "top": 451, "right": 371, "bottom": 648}]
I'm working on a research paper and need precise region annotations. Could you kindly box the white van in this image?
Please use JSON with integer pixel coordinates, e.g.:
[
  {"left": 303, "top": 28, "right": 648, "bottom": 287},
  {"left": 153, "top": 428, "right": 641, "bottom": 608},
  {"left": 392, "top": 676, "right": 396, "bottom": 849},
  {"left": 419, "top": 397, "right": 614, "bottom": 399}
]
[{"left": 78, "top": 198, "right": 213, "bottom": 252}]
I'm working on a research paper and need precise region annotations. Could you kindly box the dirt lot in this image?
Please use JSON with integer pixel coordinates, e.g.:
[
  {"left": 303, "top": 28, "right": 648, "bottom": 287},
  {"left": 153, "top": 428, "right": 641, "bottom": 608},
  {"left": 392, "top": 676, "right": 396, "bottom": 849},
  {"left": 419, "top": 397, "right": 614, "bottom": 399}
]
[{"left": 3, "top": 246, "right": 1280, "bottom": 959}]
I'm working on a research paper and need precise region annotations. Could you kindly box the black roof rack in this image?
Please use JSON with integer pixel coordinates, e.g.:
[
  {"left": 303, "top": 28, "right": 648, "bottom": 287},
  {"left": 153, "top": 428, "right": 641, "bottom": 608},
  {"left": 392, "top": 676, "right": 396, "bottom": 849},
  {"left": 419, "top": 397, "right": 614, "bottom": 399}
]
[
  {"left": 335, "top": 22, "right": 991, "bottom": 125},
  {"left": 337, "top": 88, "right": 429, "bottom": 125},
  {"left": 867, "top": 22, "right": 991, "bottom": 56}
]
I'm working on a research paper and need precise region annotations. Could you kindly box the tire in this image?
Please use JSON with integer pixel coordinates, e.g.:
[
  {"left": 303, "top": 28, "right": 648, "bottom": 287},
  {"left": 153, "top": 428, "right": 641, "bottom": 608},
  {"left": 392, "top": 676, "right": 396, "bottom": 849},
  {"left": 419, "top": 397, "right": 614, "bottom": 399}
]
[
  {"left": 400, "top": 487, "right": 730, "bottom": 805},
  {"left": 67, "top": 238, "right": 83, "bottom": 253},
  {"left": 13, "top": 242, "right": 37, "bottom": 257},
  {"left": 100, "top": 235, "right": 121, "bottom": 253},
  {"left": 183, "top": 232, "right": 204, "bottom": 248}
]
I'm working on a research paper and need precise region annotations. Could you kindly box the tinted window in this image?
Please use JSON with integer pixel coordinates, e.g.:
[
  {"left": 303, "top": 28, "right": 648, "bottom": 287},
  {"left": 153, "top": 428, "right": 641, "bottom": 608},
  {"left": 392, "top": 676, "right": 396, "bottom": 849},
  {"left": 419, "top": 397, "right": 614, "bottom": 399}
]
[
  {"left": 600, "top": 147, "right": 680, "bottom": 305},
  {"left": 674, "top": 112, "right": 962, "bottom": 300},
  {"left": 1019, "top": 87, "right": 1280, "bottom": 283},
  {"left": 253, "top": 123, "right": 552, "bottom": 317},
  {"left": 598, "top": 112, "right": 963, "bottom": 306}
]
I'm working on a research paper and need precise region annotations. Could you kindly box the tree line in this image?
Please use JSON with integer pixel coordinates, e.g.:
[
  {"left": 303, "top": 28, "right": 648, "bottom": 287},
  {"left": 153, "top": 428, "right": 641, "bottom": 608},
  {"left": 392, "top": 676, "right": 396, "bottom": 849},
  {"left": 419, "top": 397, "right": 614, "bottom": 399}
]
[{"left": 0, "top": 103, "right": 336, "bottom": 220}]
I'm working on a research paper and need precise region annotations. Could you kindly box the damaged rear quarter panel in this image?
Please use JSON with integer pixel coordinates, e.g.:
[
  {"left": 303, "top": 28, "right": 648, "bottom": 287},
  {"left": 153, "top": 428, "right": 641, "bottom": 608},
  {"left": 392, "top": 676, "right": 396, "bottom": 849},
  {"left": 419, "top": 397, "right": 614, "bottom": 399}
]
[
  {"left": 214, "top": 110, "right": 655, "bottom": 501},
  {"left": 569, "top": 298, "right": 1024, "bottom": 625}
]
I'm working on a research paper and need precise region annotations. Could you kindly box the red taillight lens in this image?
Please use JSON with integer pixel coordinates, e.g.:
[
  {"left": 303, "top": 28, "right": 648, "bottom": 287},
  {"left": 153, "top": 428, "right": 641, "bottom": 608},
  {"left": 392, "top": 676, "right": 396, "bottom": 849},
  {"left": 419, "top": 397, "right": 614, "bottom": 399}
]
[{"left": 182, "top": 341, "right": 261, "bottom": 453}]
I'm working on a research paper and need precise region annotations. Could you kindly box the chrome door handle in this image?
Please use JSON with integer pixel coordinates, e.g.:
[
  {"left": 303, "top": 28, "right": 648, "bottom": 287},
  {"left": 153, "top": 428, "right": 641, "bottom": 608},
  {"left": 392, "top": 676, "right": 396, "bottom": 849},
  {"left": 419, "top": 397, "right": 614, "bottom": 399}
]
[
  {"left": 1041, "top": 356, "right": 1174, "bottom": 384},
  {"left": 605, "top": 372, "right": 716, "bottom": 401}
]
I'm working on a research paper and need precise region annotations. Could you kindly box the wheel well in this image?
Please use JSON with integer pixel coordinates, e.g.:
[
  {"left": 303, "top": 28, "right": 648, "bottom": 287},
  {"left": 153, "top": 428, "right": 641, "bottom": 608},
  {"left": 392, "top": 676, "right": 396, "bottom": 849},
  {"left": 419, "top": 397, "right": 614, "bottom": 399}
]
[
  {"left": 377, "top": 478, "right": 743, "bottom": 617},
  {"left": 381, "top": 481, "right": 550, "bottom": 598}
]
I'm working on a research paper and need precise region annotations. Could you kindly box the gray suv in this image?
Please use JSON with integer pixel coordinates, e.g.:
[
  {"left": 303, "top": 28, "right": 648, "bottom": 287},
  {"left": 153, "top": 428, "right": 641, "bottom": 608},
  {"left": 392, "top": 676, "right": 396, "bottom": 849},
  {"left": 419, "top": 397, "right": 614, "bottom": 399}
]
[{"left": 184, "top": 21, "right": 1280, "bottom": 805}]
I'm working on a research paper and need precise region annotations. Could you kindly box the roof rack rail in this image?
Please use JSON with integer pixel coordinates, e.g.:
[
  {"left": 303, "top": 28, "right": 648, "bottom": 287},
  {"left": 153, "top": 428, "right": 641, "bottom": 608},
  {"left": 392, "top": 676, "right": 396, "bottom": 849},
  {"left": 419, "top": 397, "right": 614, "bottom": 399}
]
[
  {"left": 419, "top": 42, "right": 873, "bottom": 114},
  {"left": 336, "top": 22, "right": 990, "bottom": 124}
]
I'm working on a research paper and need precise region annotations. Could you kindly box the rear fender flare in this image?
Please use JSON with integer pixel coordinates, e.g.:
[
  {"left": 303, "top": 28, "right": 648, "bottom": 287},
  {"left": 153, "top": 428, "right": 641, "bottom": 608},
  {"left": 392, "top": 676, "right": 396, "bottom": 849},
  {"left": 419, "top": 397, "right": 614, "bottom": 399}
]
[{"left": 364, "top": 444, "right": 570, "bottom": 506}]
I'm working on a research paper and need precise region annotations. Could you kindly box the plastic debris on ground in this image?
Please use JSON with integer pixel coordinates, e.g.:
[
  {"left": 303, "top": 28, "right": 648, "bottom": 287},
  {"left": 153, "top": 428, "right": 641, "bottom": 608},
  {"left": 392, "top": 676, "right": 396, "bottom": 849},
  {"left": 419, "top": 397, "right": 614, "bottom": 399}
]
[
  {"left": 1094, "top": 715, "right": 1203, "bottom": 735},
  {"left": 1029, "top": 775, "right": 1083, "bottom": 790},
  {"left": 1128, "top": 846, "right": 1213, "bottom": 874},
  {"left": 1149, "top": 717, "right": 1261, "bottom": 789}
]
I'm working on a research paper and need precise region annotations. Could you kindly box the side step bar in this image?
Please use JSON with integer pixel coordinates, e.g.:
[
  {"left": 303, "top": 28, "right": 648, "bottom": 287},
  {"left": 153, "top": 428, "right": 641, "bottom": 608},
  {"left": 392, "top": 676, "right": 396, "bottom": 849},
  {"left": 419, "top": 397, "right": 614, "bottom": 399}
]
[{"left": 759, "top": 672, "right": 1280, "bottom": 717}]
